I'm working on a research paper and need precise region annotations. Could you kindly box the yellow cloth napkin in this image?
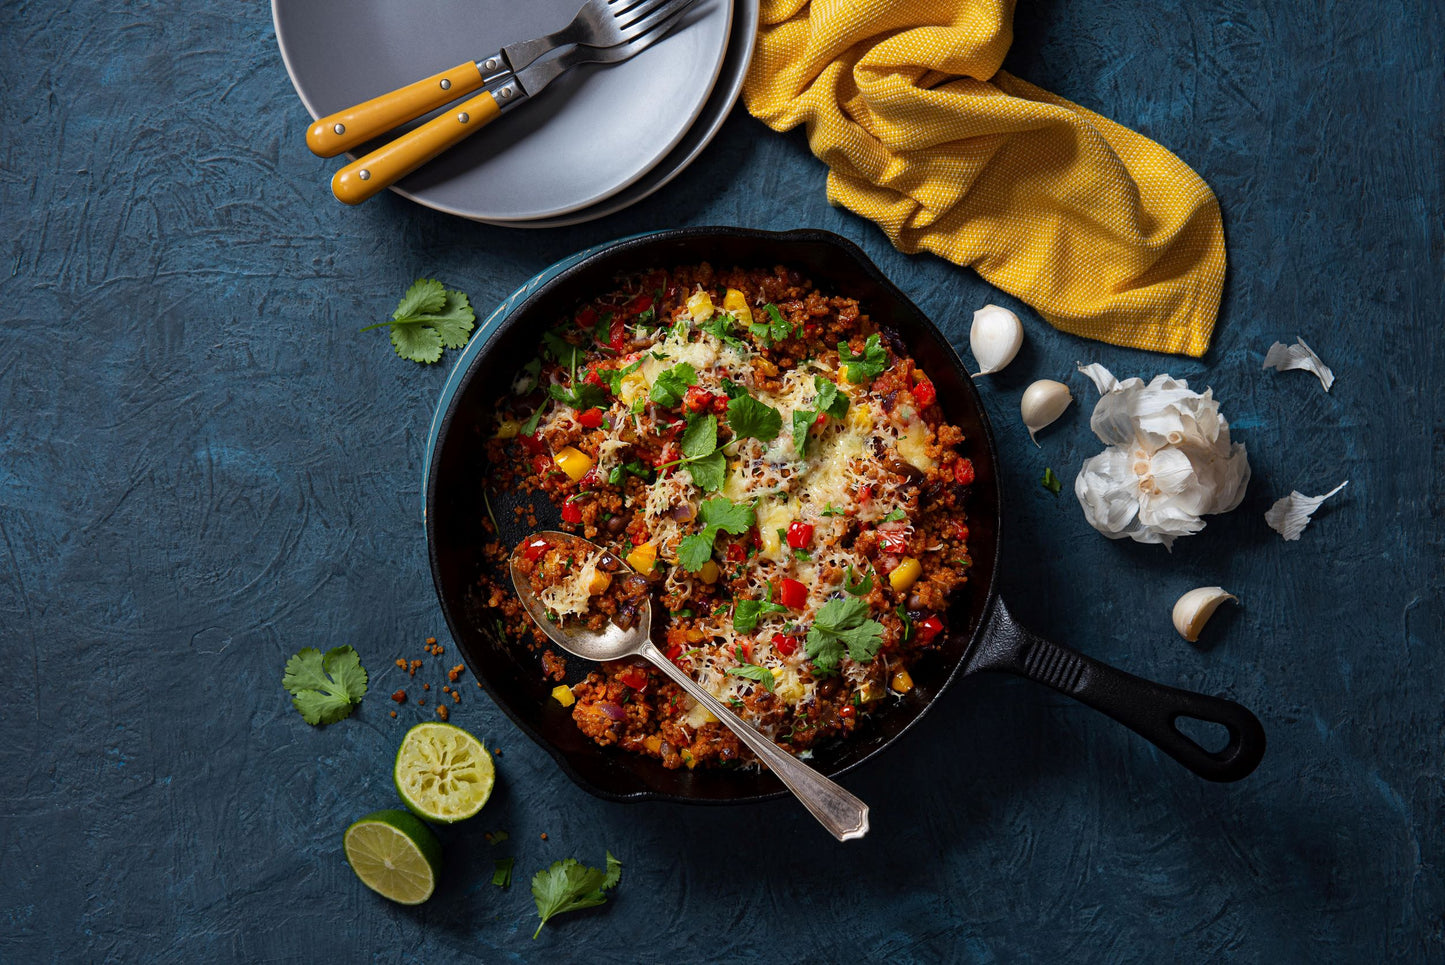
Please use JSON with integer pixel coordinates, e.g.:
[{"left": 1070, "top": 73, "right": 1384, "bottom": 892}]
[{"left": 743, "top": 0, "right": 1226, "bottom": 357}]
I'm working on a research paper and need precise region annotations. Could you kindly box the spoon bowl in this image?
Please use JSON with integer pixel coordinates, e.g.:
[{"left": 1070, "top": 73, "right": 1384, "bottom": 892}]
[{"left": 509, "top": 530, "right": 870, "bottom": 841}]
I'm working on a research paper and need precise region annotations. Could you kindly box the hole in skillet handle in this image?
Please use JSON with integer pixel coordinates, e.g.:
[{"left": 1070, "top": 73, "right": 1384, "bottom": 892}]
[{"left": 967, "top": 598, "right": 1267, "bottom": 782}]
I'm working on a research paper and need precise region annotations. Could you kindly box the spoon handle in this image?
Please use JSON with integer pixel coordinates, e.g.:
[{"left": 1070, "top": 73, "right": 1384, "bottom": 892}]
[{"left": 639, "top": 640, "right": 870, "bottom": 841}]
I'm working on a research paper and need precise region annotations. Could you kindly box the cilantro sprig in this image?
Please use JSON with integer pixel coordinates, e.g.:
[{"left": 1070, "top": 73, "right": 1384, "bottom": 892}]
[
  {"left": 727, "top": 393, "right": 782, "bottom": 442},
  {"left": 838, "top": 333, "right": 888, "bottom": 384},
  {"left": 843, "top": 566, "right": 873, "bottom": 596},
  {"left": 805, "top": 598, "right": 885, "bottom": 672},
  {"left": 654, "top": 413, "right": 726, "bottom": 492},
  {"left": 791, "top": 377, "right": 851, "bottom": 457},
  {"left": 281, "top": 645, "right": 368, "bottom": 725},
  {"left": 676, "top": 497, "right": 755, "bottom": 572},
  {"left": 531, "top": 852, "right": 621, "bottom": 939},
  {"left": 649, "top": 362, "right": 697, "bottom": 407},
  {"left": 362, "top": 279, "right": 476, "bottom": 364},
  {"left": 750, "top": 304, "right": 797, "bottom": 345},
  {"left": 727, "top": 647, "right": 776, "bottom": 692}
]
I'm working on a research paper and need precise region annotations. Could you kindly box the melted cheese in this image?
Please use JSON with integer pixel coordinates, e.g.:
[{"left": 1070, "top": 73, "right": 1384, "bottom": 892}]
[{"left": 537, "top": 551, "right": 604, "bottom": 619}]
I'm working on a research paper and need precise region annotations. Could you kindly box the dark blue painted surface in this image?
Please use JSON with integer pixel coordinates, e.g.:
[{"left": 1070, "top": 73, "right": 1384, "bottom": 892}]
[{"left": 1, "top": 1, "right": 1441, "bottom": 961}]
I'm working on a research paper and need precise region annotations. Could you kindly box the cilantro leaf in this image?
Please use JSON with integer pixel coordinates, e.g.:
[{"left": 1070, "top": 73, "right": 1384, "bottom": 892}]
[
  {"left": 727, "top": 394, "right": 782, "bottom": 442},
  {"left": 727, "top": 648, "right": 776, "bottom": 692},
  {"left": 896, "top": 604, "right": 913, "bottom": 642},
  {"left": 700, "top": 314, "right": 746, "bottom": 348},
  {"left": 838, "top": 333, "right": 888, "bottom": 384},
  {"left": 532, "top": 852, "right": 622, "bottom": 939},
  {"left": 791, "top": 410, "right": 814, "bottom": 457},
  {"left": 681, "top": 414, "right": 718, "bottom": 458},
  {"left": 749, "top": 304, "right": 797, "bottom": 346},
  {"left": 522, "top": 401, "right": 549, "bottom": 436},
  {"left": 733, "top": 597, "right": 787, "bottom": 633},
  {"left": 548, "top": 381, "right": 608, "bottom": 412},
  {"left": 882, "top": 508, "right": 907, "bottom": 522},
  {"left": 821, "top": 503, "right": 845, "bottom": 517},
  {"left": 542, "top": 330, "right": 585, "bottom": 370},
  {"left": 362, "top": 279, "right": 475, "bottom": 364},
  {"left": 843, "top": 566, "right": 873, "bottom": 595},
  {"left": 493, "top": 857, "right": 515, "bottom": 888},
  {"left": 596, "top": 359, "right": 642, "bottom": 395},
  {"left": 607, "top": 460, "right": 653, "bottom": 486},
  {"left": 677, "top": 498, "right": 756, "bottom": 571},
  {"left": 806, "top": 598, "right": 885, "bottom": 672},
  {"left": 813, "top": 377, "right": 850, "bottom": 420},
  {"left": 281, "top": 645, "right": 368, "bottom": 725},
  {"left": 649, "top": 362, "right": 697, "bottom": 407}
]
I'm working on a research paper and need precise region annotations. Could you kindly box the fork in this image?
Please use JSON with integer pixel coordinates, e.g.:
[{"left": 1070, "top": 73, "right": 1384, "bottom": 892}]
[
  {"left": 306, "top": 0, "right": 694, "bottom": 158},
  {"left": 331, "top": 0, "right": 700, "bottom": 205}
]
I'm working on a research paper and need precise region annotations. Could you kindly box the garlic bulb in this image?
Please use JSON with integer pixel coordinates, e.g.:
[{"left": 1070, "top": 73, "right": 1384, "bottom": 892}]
[
  {"left": 1020, "top": 380, "right": 1073, "bottom": 444},
  {"left": 1073, "top": 363, "right": 1250, "bottom": 548},
  {"left": 1264, "top": 481, "right": 1348, "bottom": 540},
  {"left": 1172, "top": 587, "right": 1237, "bottom": 642},
  {"left": 969, "top": 305, "right": 1023, "bottom": 376},
  {"left": 1263, "top": 337, "right": 1335, "bottom": 392}
]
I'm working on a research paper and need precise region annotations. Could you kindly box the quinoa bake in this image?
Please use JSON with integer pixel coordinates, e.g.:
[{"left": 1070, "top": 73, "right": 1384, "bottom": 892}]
[{"left": 481, "top": 263, "right": 976, "bottom": 771}]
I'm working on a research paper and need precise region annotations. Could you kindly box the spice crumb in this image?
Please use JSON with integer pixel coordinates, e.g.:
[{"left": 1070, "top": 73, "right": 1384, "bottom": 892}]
[
  {"left": 389, "top": 710, "right": 397, "bottom": 719},
  {"left": 426, "top": 637, "right": 437, "bottom": 645},
  {"left": 394, "top": 658, "right": 407, "bottom": 669},
  {"left": 418, "top": 699, "right": 426, "bottom": 707},
  {"left": 436, "top": 705, "right": 449, "bottom": 721},
  {"left": 448, "top": 663, "right": 464, "bottom": 682},
  {"left": 452, "top": 692, "right": 460, "bottom": 703},
  {"left": 391, "top": 690, "right": 407, "bottom": 704},
  {"left": 540, "top": 833, "right": 548, "bottom": 841}
]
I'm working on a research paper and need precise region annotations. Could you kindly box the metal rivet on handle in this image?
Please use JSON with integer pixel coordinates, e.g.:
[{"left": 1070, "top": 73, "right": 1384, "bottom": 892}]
[
  {"left": 457, "top": 112, "right": 470, "bottom": 123},
  {"left": 484, "top": 58, "right": 499, "bottom": 70},
  {"left": 333, "top": 123, "right": 345, "bottom": 134},
  {"left": 499, "top": 87, "right": 512, "bottom": 100},
  {"left": 440, "top": 78, "right": 452, "bottom": 90},
  {"left": 358, "top": 169, "right": 371, "bottom": 181}
]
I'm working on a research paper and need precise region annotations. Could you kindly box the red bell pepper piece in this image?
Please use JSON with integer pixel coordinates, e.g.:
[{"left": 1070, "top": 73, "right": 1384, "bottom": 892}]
[
  {"left": 519, "top": 433, "right": 547, "bottom": 455},
  {"left": 531, "top": 454, "right": 554, "bottom": 476},
  {"left": 779, "top": 578, "right": 807, "bottom": 610},
  {"left": 626, "top": 293, "right": 653, "bottom": 316},
  {"left": 772, "top": 633, "right": 797, "bottom": 656},
  {"left": 915, "top": 615, "right": 945, "bottom": 643},
  {"left": 954, "top": 458, "right": 975, "bottom": 486},
  {"left": 575, "top": 306, "right": 598, "bottom": 329},
  {"left": 683, "top": 386, "right": 716, "bottom": 413},
  {"left": 878, "top": 528, "right": 909, "bottom": 554},
  {"left": 912, "top": 379, "right": 936, "bottom": 407},
  {"left": 561, "top": 500, "right": 583, "bottom": 524},
  {"left": 665, "top": 643, "right": 683, "bottom": 662},
  {"left": 523, "top": 537, "right": 550, "bottom": 561},
  {"left": 619, "top": 667, "right": 648, "bottom": 690},
  {"left": 577, "top": 408, "right": 604, "bottom": 429},
  {"left": 953, "top": 521, "right": 970, "bottom": 542},
  {"left": 608, "top": 315, "right": 627, "bottom": 350},
  {"left": 786, "top": 521, "right": 814, "bottom": 549}
]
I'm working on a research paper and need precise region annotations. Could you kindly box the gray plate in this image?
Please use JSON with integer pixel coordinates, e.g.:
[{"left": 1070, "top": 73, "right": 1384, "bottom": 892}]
[
  {"left": 482, "top": 0, "right": 757, "bottom": 227},
  {"left": 274, "top": 0, "right": 731, "bottom": 221}
]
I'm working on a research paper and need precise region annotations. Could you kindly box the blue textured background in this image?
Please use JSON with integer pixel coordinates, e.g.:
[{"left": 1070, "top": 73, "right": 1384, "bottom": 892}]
[{"left": 2, "top": 1, "right": 1441, "bottom": 961}]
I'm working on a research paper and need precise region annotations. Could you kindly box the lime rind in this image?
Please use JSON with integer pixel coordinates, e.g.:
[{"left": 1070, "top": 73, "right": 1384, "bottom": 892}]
[
  {"left": 393, "top": 721, "right": 495, "bottom": 823},
  {"left": 343, "top": 808, "right": 441, "bottom": 905}
]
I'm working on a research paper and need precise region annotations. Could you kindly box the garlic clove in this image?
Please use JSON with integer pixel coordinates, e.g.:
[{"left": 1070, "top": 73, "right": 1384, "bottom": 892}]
[
  {"left": 1020, "top": 379, "right": 1073, "bottom": 445},
  {"left": 1172, "top": 586, "right": 1238, "bottom": 642},
  {"left": 969, "top": 305, "right": 1023, "bottom": 376}
]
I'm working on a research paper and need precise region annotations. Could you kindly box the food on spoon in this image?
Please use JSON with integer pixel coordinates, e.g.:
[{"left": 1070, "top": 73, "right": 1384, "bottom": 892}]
[
  {"left": 513, "top": 534, "right": 652, "bottom": 634},
  {"left": 480, "top": 263, "right": 978, "bottom": 770}
]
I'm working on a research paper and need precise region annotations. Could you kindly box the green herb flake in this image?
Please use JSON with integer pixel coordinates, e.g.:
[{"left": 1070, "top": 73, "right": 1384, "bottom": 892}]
[
  {"left": 1041, "top": 467, "right": 1063, "bottom": 496},
  {"left": 727, "top": 647, "right": 776, "bottom": 692},
  {"left": 843, "top": 566, "right": 873, "bottom": 596},
  {"left": 882, "top": 508, "right": 907, "bottom": 523},
  {"left": 493, "top": 857, "right": 515, "bottom": 889}
]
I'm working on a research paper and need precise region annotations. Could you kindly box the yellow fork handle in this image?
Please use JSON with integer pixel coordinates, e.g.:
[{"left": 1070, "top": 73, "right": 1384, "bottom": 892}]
[
  {"left": 306, "top": 61, "right": 486, "bottom": 158},
  {"left": 331, "top": 91, "right": 502, "bottom": 205}
]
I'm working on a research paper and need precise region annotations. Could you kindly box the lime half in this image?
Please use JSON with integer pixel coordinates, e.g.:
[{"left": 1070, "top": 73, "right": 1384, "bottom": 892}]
[
  {"left": 343, "top": 809, "right": 442, "bottom": 905},
  {"left": 394, "top": 722, "right": 495, "bottom": 823}
]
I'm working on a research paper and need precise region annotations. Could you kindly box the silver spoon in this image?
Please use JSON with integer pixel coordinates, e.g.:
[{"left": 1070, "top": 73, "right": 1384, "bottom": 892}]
[{"left": 511, "top": 531, "right": 869, "bottom": 841}]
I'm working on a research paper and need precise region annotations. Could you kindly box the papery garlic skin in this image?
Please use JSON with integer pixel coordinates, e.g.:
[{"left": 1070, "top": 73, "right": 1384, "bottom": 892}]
[
  {"left": 1073, "top": 364, "right": 1251, "bottom": 548},
  {"left": 969, "top": 305, "right": 1023, "bottom": 376},
  {"left": 1265, "top": 481, "right": 1348, "bottom": 540},
  {"left": 1263, "top": 337, "right": 1335, "bottom": 392},
  {"left": 1172, "top": 587, "right": 1237, "bottom": 642},
  {"left": 1020, "top": 380, "right": 1072, "bottom": 444}
]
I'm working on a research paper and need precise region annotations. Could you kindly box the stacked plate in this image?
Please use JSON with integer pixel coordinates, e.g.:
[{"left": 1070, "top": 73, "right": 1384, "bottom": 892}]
[{"left": 273, "top": 0, "right": 758, "bottom": 227}]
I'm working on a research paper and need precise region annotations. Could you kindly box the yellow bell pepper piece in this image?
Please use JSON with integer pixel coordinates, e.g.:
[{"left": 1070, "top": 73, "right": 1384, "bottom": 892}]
[
  {"left": 890, "top": 670, "right": 914, "bottom": 694},
  {"left": 889, "top": 557, "right": 922, "bottom": 592},
  {"left": 698, "top": 560, "right": 720, "bottom": 584},
  {"left": 553, "top": 446, "right": 593, "bottom": 482},
  {"left": 686, "top": 289, "right": 715, "bottom": 321},
  {"left": 586, "top": 568, "right": 612, "bottom": 596},
  {"left": 722, "top": 288, "right": 753, "bottom": 326},
  {"left": 626, "top": 541, "right": 657, "bottom": 574},
  {"left": 550, "top": 685, "right": 575, "bottom": 708},
  {"left": 494, "top": 418, "right": 521, "bottom": 439},
  {"left": 617, "top": 371, "right": 648, "bottom": 406}
]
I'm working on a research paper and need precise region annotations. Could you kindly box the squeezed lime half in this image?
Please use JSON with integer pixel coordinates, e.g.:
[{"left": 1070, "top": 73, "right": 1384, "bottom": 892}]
[{"left": 393, "top": 721, "right": 495, "bottom": 823}]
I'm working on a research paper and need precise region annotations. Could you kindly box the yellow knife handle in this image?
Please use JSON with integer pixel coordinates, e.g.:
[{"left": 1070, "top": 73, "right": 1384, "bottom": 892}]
[
  {"left": 331, "top": 91, "right": 503, "bottom": 205},
  {"left": 306, "top": 61, "right": 486, "bottom": 158}
]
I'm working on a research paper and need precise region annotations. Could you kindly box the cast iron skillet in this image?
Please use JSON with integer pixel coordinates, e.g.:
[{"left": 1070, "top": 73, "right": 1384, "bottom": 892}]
[{"left": 425, "top": 227, "right": 1266, "bottom": 803}]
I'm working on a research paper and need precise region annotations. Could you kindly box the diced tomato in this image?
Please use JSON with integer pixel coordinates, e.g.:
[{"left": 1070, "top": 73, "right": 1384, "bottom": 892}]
[
  {"left": 523, "top": 537, "right": 550, "bottom": 561},
  {"left": 725, "top": 543, "right": 746, "bottom": 563},
  {"left": 561, "top": 500, "right": 583, "bottom": 524},
  {"left": 583, "top": 368, "right": 606, "bottom": 388},
  {"left": 577, "top": 408, "right": 604, "bottom": 428},
  {"left": 954, "top": 458, "right": 975, "bottom": 486},
  {"left": 575, "top": 306, "right": 598, "bottom": 329},
  {"left": 580, "top": 468, "right": 600, "bottom": 489},
  {"left": 608, "top": 315, "right": 627, "bottom": 350},
  {"left": 859, "top": 485, "right": 873, "bottom": 505},
  {"left": 786, "top": 521, "right": 814, "bottom": 549},
  {"left": 683, "top": 386, "right": 717, "bottom": 413},
  {"left": 619, "top": 667, "right": 648, "bottom": 690},
  {"left": 779, "top": 578, "right": 807, "bottom": 610},
  {"left": 665, "top": 643, "right": 683, "bottom": 662},
  {"left": 773, "top": 633, "right": 797, "bottom": 656},
  {"left": 519, "top": 433, "right": 547, "bottom": 455},
  {"left": 626, "top": 292, "right": 653, "bottom": 316},
  {"left": 839, "top": 704, "right": 856, "bottom": 719},
  {"left": 741, "top": 641, "right": 754, "bottom": 663},
  {"left": 912, "top": 379, "right": 936, "bottom": 407},
  {"left": 916, "top": 615, "right": 945, "bottom": 643},
  {"left": 531, "top": 454, "right": 553, "bottom": 476},
  {"left": 878, "top": 529, "right": 910, "bottom": 554},
  {"left": 953, "top": 521, "right": 970, "bottom": 542}
]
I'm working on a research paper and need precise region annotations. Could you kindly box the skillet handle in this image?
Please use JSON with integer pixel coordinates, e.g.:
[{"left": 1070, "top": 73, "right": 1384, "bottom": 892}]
[{"left": 969, "top": 598, "right": 1266, "bottom": 782}]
